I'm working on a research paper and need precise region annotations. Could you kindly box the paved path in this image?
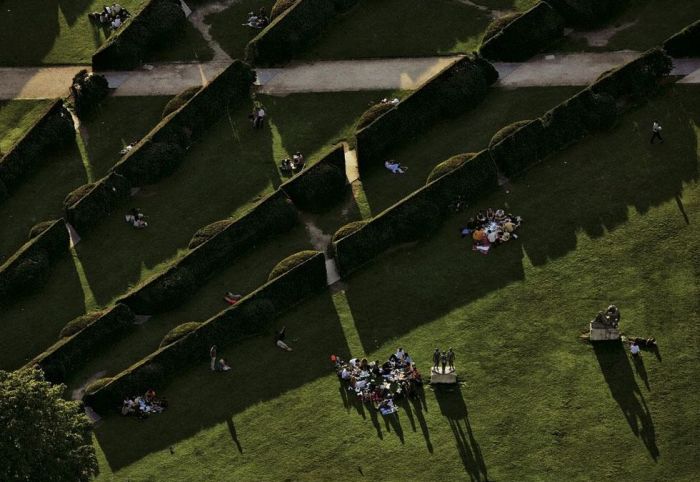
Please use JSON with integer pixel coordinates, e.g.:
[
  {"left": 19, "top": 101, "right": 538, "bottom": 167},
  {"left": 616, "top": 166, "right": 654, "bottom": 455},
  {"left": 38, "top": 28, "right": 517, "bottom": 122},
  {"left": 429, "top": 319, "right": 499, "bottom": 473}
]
[{"left": 1, "top": 53, "right": 699, "bottom": 99}]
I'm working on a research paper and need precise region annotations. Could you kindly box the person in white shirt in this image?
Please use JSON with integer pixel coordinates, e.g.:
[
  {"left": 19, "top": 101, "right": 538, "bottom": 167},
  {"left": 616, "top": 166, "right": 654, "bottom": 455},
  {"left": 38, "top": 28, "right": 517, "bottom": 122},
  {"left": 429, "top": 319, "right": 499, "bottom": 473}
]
[
  {"left": 650, "top": 121, "right": 664, "bottom": 144},
  {"left": 254, "top": 107, "right": 266, "bottom": 129},
  {"left": 630, "top": 342, "right": 640, "bottom": 357},
  {"left": 111, "top": 17, "right": 122, "bottom": 30},
  {"left": 486, "top": 230, "right": 499, "bottom": 244}
]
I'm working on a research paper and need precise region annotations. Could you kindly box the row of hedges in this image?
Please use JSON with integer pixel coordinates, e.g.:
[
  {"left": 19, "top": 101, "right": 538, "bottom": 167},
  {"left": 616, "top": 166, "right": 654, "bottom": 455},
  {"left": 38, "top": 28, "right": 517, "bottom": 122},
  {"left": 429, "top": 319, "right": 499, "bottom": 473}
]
[
  {"left": 28, "top": 304, "right": 135, "bottom": 384},
  {"left": 333, "top": 48, "right": 671, "bottom": 277},
  {"left": 278, "top": 144, "right": 347, "bottom": 212},
  {"left": 355, "top": 54, "right": 498, "bottom": 168},
  {"left": 245, "top": 0, "right": 361, "bottom": 66},
  {"left": 63, "top": 61, "right": 255, "bottom": 236},
  {"left": 663, "top": 19, "right": 700, "bottom": 58},
  {"left": 479, "top": 2, "right": 565, "bottom": 62},
  {"left": 0, "top": 100, "right": 74, "bottom": 203},
  {"left": 117, "top": 189, "right": 299, "bottom": 314},
  {"left": 84, "top": 251, "right": 327, "bottom": 413},
  {"left": 92, "top": 0, "right": 187, "bottom": 70},
  {"left": 0, "top": 219, "right": 69, "bottom": 304}
]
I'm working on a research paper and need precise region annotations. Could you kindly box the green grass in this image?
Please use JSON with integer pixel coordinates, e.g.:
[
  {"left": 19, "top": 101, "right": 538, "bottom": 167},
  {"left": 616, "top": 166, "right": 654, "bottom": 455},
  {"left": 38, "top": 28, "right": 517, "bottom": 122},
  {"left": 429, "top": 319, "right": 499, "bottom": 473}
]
[
  {"left": 0, "top": 0, "right": 212, "bottom": 66},
  {"left": 91, "top": 84, "right": 699, "bottom": 481},
  {"left": 0, "top": 99, "right": 54, "bottom": 154},
  {"left": 0, "top": 90, "right": 384, "bottom": 372},
  {"left": 554, "top": 0, "right": 700, "bottom": 53}
]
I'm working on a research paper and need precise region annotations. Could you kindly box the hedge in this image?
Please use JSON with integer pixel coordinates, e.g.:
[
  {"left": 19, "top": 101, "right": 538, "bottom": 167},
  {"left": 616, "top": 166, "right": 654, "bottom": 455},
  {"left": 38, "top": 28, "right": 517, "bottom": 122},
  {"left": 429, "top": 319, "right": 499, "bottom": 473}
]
[
  {"left": 268, "top": 250, "right": 320, "bottom": 280},
  {"left": 245, "top": 0, "right": 361, "bottom": 66},
  {"left": 188, "top": 219, "right": 234, "bottom": 249},
  {"left": 331, "top": 220, "right": 368, "bottom": 244},
  {"left": 663, "top": 20, "right": 700, "bottom": 58},
  {"left": 84, "top": 377, "right": 115, "bottom": 396},
  {"left": 92, "top": 0, "right": 187, "bottom": 70},
  {"left": 279, "top": 145, "right": 347, "bottom": 212},
  {"left": 482, "top": 13, "right": 521, "bottom": 43},
  {"left": 118, "top": 190, "right": 299, "bottom": 314},
  {"left": 271, "top": 0, "right": 297, "bottom": 19},
  {"left": 0, "top": 219, "right": 69, "bottom": 304},
  {"left": 162, "top": 86, "right": 201, "bottom": 119},
  {"left": 356, "top": 103, "right": 395, "bottom": 131},
  {"left": 111, "top": 60, "right": 255, "bottom": 186},
  {"left": 546, "top": 0, "right": 627, "bottom": 27},
  {"left": 28, "top": 220, "right": 57, "bottom": 240},
  {"left": 333, "top": 150, "right": 498, "bottom": 276},
  {"left": 479, "top": 2, "right": 565, "bottom": 61},
  {"left": 84, "top": 252, "right": 327, "bottom": 413},
  {"left": 70, "top": 70, "right": 110, "bottom": 119},
  {"left": 63, "top": 172, "right": 132, "bottom": 234},
  {"left": 355, "top": 54, "right": 497, "bottom": 168},
  {"left": 0, "top": 100, "right": 75, "bottom": 200},
  {"left": 427, "top": 153, "right": 477, "bottom": 184},
  {"left": 160, "top": 322, "right": 202, "bottom": 348},
  {"left": 29, "top": 304, "right": 135, "bottom": 384}
]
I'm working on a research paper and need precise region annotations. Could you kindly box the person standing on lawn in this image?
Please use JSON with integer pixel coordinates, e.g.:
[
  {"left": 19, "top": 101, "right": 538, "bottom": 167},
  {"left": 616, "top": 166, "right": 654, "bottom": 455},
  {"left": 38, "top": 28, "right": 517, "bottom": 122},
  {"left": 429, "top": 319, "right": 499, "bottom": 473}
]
[
  {"left": 433, "top": 348, "right": 440, "bottom": 369},
  {"left": 210, "top": 345, "right": 217, "bottom": 371},
  {"left": 650, "top": 121, "right": 664, "bottom": 144}
]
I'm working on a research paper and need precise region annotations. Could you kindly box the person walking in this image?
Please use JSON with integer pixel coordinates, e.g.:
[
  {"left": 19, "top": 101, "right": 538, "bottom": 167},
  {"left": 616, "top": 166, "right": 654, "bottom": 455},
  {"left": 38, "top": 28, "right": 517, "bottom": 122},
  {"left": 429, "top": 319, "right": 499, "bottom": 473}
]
[
  {"left": 432, "top": 348, "right": 440, "bottom": 369},
  {"left": 210, "top": 345, "right": 217, "bottom": 371},
  {"left": 630, "top": 341, "right": 640, "bottom": 357},
  {"left": 255, "top": 106, "right": 266, "bottom": 129},
  {"left": 447, "top": 348, "right": 455, "bottom": 371},
  {"left": 650, "top": 121, "right": 664, "bottom": 144}
]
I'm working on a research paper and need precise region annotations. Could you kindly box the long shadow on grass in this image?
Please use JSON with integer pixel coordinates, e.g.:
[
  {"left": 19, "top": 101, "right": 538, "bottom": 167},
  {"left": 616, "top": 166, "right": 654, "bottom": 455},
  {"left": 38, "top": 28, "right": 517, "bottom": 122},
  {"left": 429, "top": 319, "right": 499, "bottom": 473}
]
[
  {"left": 593, "top": 341, "right": 659, "bottom": 460},
  {"left": 0, "top": 1, "right": 59, "bottom": 66},
  {"left": 94, "top": 291, "right": 352, "bottom": 471},
  {"left": 434, "top": 385, "right": 489, "bottom": 481}
]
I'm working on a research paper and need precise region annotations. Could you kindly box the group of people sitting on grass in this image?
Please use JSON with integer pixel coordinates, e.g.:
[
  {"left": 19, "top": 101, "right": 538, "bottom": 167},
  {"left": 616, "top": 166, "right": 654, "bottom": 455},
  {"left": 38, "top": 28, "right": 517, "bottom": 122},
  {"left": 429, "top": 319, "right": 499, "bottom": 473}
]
[
  {"left": 121, "top": 389, "right": 167, "bottom": 418},
  {"left": 88, "top": 4, "right": 131, "bottom": 30},
  {"left": 280, "top": 152, "right": 306, "bottom": 175},
  {"left": 333, "top": 347, "right": 423, "bottom": 416},
  {"left": 243, "top": 8, "right": 270, "bottom": 29},
  {"left": 461, "top": 208, "right": 522, "bottom": 254},
  {"left": 249, "top": 106, "right": 266, "bottom": 129},
  {"left": 125, "top": 207, "right": 148, "bottom": 228}
]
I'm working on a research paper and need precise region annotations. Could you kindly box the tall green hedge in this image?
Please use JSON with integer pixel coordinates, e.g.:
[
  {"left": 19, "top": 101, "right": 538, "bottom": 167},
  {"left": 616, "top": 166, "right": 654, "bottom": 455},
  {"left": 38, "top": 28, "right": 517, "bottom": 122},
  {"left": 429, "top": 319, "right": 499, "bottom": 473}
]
[
  {"left": 663, "top": 20, "right": 700, "bottom": 58},
  {"left": 355, "top": 55, "right": 497, "bottom": 168},
  {"left": 590, "top": 48, "right": 672, "bottom": 103},
  {"left": 63, "top": 172, "right": 132, "bottom": 234},
  {"left": 84, "top": 252, "right": 327, "bottom": 413},
  {"left": 479, "top": 2, "right": 565, "bottom": 61},
  {"left": 92, "top": 0, "right": 187, "bottom": 70},
  {"left": 268, "top": 250, "right": 320, "bottom": 280},
  {"left": 29, "top": 304, "right": 135, "bottom": 384},
  {"left": 0, "top": 100, "right": 75, "bottom": 200},
  {"left": 162, "top": 86, "right": 201, "bottom": 119},
  {"left": 245, "top": 0, "right": 361, "bottom": 66}
]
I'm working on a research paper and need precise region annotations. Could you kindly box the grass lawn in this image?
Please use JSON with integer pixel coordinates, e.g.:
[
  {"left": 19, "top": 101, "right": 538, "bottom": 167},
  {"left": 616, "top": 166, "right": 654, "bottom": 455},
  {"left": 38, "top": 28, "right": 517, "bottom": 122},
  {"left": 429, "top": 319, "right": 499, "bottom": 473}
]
[
  {"left": 554, "top": 0, "right": 700, "bottom": 53},
  {"left": 359, "top": 86, "right": 580, "bottom": 216},
  {"left": 0, "top": 99, "right": 55, "bottom": 154},
  {"left": 0, "top": 90, "right": 384, "bottom": 372},
  {"left": 0, "top": 0, "right": 212, "bottom": 66},
  {"left": 206, "top": 0, "right": 277, "bottom": 61},
  {"left": 91, "top": 84, "right": 699, "bottom": 480}
]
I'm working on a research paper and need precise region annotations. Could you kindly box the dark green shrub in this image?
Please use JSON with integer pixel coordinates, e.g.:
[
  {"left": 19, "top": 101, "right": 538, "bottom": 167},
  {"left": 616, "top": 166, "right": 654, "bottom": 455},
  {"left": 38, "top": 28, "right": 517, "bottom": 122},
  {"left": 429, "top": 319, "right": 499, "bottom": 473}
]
[
  {"left": 188, "top": 219, "right": 234, "bottom": 249},
  {"left": 482, "top": 13, "right": 521, "bottom": 43},
  {"left": 489, "top": 120, "right": 532, "bottom": 149},
  {"left": 127, "top": 265, "right": 198, "bottom": 315},
  {"left": 546, "top": 0, "right": 628, "bottom": 27},
  {"left": 427, "top": 153, "right": 476, "bottom": 184},
  {"left": 663, "top": 20, "right": 700, "bottom": 58},
  {"left": 84, "top": 377, "right": 114, "bottom": 395},
  {"left": 160, "top": 322, "right": 202, "bottom": 348},
  {"left": 0, "top": 179, "right": 7, "bottom": 203},
  {"left": 70, "top": 71, "right": 110, "bottom": 118},
  {"left": 268, "top": 250, "right": 320, "bottom": 280},
  {"left": 64, "top": 173, "right": 131, "bottom": 233},
  {"left": 162, "top": 86, "right": 201, "bottom": 119},
  {"left": 280, "top": 147, "right": 346, "bottom": 212},
  {"left": 479, "top": 2, "right": 565, "bottom": 61},
  {"left": 63, "top": 183, "right": 96, "bottom": 209},
  {"left": 60, "top": 311, "right": 105, "bottom": 338},
  {"left": 28, "top": 220, "right": 56, "bottom": 240},
  {"left": 271, "top": 0, "right": 297, "bottom": 19},
  {"left": 332, "top": 220, "right": 368, "bottom": 243},
  {"left": 391, "top": 199, "right": 442, "bottom": 243},
  {"left": 2, "top": 251, "right": 50, "bottom": 295},
  {"left": 118, "top": 141, "right": 185, "bottom": 185},
  {"left": 489, "top": 119, "right": 545, "bottom": 178},
  {"left": 356, "top": 103, "right": 394, "bottom": 131}
]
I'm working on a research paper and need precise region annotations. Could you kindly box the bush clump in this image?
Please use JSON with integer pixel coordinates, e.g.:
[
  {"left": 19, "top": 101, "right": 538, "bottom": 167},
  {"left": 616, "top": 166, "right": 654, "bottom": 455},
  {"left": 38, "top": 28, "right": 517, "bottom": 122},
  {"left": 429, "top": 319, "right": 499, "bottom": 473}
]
[
  {"left": 188, "top": 219, "right": 234, "bottom": 249},
  {"left": 356, "top": 102, "right": 395, "bottom": 131},
  {"left": 268, "top": 250, "right": 320, "bottom": 281},
  {"left": 59, "top": 311, "right": 106, "bottom": 338},
  {"left": 271, "top": 0, "right": 297, "bottom": 19},
  {"left": 84, "top": 377, "right": 114, "bottom": 395},
  {"left": 28, "top": 220, "right": 56, "bottom": 240},
  {"left": 63, "top": 173, "right": 131, "bottom": 233},
  {"left": 63, "top": 183, "right": 96, "bottom": 209},
  {"left": 489, "top": 120, "right": 532, "bottom": 149},
  {"left": 282, "top": 162, "right": 346, "bottom": 212},
  {"left": 482, "top": 12, "right": 522, "bottom": 43},
  {"left": 427, "top": 153, "right": 477, "bottom": 184},
  {"left": 160, "top": 321, "right": 202, "bottom": 348},
  {"left": 332, "top": 220, "right": 368, "bottom": 243},
  {"left": 70, "top": 70, "right": 110, "bottom": 118},
  {"left": 663, "top": 20, "right": 700, "bottom": 58},
  {"left": 162, "top": 86, "right": 201, "bottom": 119}
]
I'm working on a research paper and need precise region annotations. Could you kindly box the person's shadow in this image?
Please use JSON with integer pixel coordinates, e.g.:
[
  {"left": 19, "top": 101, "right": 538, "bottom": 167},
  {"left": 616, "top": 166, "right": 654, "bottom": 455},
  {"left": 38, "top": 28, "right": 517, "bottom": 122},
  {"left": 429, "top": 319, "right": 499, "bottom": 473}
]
[
  {"left": 593, "top": 341, "right": 659, "bottom": 460},
  {"left": 434, "top": 385, "right": 489, "bottom": 481}
]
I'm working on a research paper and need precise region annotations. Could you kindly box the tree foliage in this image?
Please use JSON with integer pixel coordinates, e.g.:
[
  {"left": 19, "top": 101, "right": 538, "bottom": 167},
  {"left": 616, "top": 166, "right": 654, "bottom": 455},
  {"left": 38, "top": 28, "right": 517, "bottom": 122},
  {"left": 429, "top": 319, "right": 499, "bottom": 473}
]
[{"left": 0, "top": 368, "right": 98, "bottom": 482}]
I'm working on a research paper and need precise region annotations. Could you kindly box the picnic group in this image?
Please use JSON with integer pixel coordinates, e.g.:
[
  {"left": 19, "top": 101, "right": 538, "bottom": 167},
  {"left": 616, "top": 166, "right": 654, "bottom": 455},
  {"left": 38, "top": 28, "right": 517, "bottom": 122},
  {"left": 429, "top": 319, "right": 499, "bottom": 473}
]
[
  {"left": 461, "top": 208, "right": 522, "bottom": 254},
  {"left": 333, "top": 348, "right": 423, "bottom": 416},
  {"left": 88, "top": 4, "right": 131, "bottom": 30}
]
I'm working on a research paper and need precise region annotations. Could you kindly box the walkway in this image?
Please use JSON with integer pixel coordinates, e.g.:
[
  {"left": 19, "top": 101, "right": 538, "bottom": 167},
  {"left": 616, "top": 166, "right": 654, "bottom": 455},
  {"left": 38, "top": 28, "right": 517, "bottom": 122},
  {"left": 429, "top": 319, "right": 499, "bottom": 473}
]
[{"left": 0, "top": 53, "right": 698, "bottom": 99}]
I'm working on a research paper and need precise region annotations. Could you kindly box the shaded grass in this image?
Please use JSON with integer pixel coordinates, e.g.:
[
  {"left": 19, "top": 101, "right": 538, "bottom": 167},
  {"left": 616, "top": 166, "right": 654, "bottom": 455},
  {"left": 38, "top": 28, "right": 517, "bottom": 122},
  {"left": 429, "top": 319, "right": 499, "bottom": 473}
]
[
  {"left": 206, "top": 0, "right": 277, "bottom": 60},
  {"left": 360, "top": 86, "right": 580, "bottom": 215},
  {"left": 93, "top": 85, "right": 699, "bottom": 481}
]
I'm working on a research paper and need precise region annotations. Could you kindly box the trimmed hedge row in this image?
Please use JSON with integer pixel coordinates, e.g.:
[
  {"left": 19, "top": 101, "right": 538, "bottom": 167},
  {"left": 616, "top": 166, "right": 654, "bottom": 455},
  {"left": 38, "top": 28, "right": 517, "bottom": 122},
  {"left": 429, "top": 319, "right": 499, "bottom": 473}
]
[
  {"left": 84, "top": 251, "right": 327, "bottom": 413},
  {"left": 245, "top": 0, "right": 361, "bottom": 66},
  {"left": 0, "top": 219, "right": 69, "bottom": 304},
  {"left": 663, "top": 20, "right": 700, "bottom": 58},
  {"left": 162, "top": 86, "right": 201, "bottom": 119},
  {"left": 92, "top": 0, "right": 187, "bottom": 70},
  {"left": 546, "top": 0, "right": 627, "bottom": 27},
  {"left": 268, "top": 250, "right": 319, "bottom": 280},
  {"left": 0, "top": 100, "right": 74, "bottom": 202},
  {"left": 63, "top": 61, "right": 255, "bottom": 235},
  {"left": 333, "top": 150, "right": 498, "bottom": 276},
  {"left": 279, "top": 145, "right": 347, "bottom": 212},
  {"left": 28, "top": 304, "right": 135, "bottom": 384},
  {"left": 118, "top": 189, "right": 299, "bottom": 314},
  {"left": 355, "top": 55, "right": 497, "bottom": 168},
  {"left": 427, "top": 153, "right": 477, "bottom": 184},
  {"left": 479, "top": 2, "right": 565, "bottom": 62}
]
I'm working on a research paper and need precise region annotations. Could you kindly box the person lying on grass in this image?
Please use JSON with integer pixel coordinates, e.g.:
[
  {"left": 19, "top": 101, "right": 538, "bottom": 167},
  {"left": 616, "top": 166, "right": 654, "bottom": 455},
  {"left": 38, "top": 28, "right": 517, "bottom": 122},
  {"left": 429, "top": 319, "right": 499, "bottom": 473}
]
[
  {"left": 224, "top": 292, "right": 243, "bottom": 305},
  {"left": 275, "top": 326, "right": 292, "bottom": 351},
  {"left": 385, "top": 160, "right": 407, "bottom": 174}
]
